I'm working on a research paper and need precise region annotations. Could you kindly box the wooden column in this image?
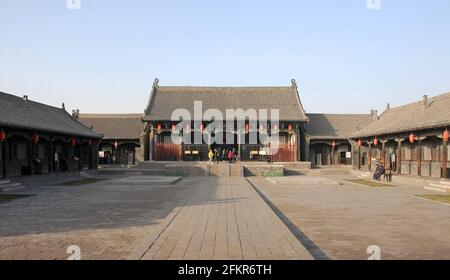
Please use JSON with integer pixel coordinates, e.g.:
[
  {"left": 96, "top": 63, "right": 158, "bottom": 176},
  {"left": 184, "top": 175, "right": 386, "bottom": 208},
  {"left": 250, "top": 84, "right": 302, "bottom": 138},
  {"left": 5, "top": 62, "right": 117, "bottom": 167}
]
[
  {"left": 368, "top": 142, "right": 372, "bottom": 171},
  {"left": 296, "top": 133, "right": 301, "bottom": 162},
  {"left": 28, "top": 138, "right": 33, "bottom": 175},
  {"left": 48, "top": 140, "right": 53, "bottom": 174},
  {"left": 238, "top": 132, "right": 242, "bottom": 162},
  {"left": 331, "top": 143, "right": 335, "bottom": 165},
  {"left": 304, "top": 137, "right": 310, "bottom": 162},
  {"left": 93, "top": 140, "right": 100, "bottom": 170},
  {"left": 417, "top": 141, "right": 421, "bottom": 176},
  {"left": 381, "top": 140, "right": 386, "bottom": 165},
  {"left": 443, "top": 138, "right": 448, "bottom": 179},
  {"left": 149, "top": 129, "right": 155, "bottom": 161},
  {"left": 358, "top": 145, "right": 361, "bottom": 170},
  {"left": 396, "top": 138, "right": 403, "bottom": 174},
  {"left": 65, "top": 142, "right": 69, "bottom": 172},
  {"left": 1, "top": 141, "right": 6, "bottom": 178},
  {"left": 78, "top": 142, "right": 82, "bottom": 171}
]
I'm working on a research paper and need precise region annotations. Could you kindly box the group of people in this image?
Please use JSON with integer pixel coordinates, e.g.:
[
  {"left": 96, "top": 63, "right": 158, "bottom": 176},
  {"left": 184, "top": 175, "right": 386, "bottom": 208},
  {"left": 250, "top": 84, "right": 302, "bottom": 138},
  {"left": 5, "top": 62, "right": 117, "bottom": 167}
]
[
  {"left": 208, "top": 147, "right": 239, "bottom": 164},
  {"left": 373, "top": 162, "right": 393, "bottom": 182}
]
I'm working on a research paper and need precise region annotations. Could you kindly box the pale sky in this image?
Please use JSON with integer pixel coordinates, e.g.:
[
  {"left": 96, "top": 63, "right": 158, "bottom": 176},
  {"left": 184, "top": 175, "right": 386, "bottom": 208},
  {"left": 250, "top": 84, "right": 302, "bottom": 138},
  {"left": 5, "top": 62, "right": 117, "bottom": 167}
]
[{"left": 1, "top": 0, "right": 450, "bottom": 115}]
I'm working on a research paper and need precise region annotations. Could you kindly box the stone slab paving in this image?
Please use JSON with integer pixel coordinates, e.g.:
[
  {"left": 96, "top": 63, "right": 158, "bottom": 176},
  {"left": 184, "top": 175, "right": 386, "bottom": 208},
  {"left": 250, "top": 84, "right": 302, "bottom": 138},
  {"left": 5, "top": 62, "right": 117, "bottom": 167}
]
[
  {"left": 249, "top": 175, "right": 450, "bottom": 260},
  {"left": 136, "top": 177, "right": 313, "bottom": 260},
  {"left": 0, "top": 175, "right": 312, "bottom": 260},
  {"left": 0, "top": 177, "right": 199, "bottom": 260}
]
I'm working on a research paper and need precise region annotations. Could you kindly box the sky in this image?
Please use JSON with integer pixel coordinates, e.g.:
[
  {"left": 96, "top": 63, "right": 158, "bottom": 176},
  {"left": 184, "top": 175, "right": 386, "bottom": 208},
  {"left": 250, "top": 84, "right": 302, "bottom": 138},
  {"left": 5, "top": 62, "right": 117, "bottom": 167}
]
[{"left": 1, "top": 0, "right": 450, "bottom": 115}]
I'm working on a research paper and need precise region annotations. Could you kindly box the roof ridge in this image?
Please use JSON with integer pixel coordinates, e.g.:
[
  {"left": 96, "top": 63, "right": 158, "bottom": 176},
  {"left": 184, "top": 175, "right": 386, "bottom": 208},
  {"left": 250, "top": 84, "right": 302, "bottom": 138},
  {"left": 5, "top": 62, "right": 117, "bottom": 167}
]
[
  {"left": 0, "top": 91, "right": 65, "bottom": 112},
  {"left": 306, "top": 113, "right": 372, "bottom": 116},
  {"left": 386, "top": 91, "right": 450, "bottom": 111},
  {"left": 79, "top": 113, "right": 143, "bottom": 118}
]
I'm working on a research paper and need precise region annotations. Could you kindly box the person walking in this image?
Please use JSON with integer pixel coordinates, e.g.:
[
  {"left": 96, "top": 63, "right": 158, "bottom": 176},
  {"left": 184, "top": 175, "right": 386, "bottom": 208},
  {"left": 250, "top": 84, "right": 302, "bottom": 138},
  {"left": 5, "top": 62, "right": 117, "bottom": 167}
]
[
  {"left": 227, "top": 150, "right": 233, "bottom": 163},
  {"left": 208, "top": 148, "right": 214, "bottom": 164},
  {"left": 214, "top": 149, "right": 219, "bottom": 164},
  {"left": 384, "top": 164, "right": 392, "bottom": 182}
]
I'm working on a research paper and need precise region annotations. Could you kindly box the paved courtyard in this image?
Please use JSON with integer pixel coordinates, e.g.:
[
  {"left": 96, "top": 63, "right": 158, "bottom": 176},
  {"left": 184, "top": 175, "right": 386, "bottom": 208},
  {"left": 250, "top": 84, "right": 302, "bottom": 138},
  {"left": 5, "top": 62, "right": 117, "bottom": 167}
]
[
  {"left": 0, "top": 170, "right": 449, "bottom": 260},
  {"left": 249, "top": 175, "right": 450, "bottom": 260},
  {"left": 0, "top": 175, "right": 312, "bottom": 260}
]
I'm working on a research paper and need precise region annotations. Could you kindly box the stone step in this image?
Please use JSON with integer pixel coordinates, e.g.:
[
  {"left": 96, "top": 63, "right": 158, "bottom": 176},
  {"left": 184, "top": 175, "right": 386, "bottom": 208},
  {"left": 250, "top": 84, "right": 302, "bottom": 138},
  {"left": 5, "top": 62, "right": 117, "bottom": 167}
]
[
  {"left": 424, "top": 186, "right": 449, "bottom": 193},
  {"left": 0, "top": 183, "right": 25, "bottom": 192},
  {"left": 0, "top": 180, "right": 11, "bottom": 185},
  {"left": 438, "top": 180, "right": 450, "bottom": 186},
  {"left": 429, "top": 183, "right": 450, "bottom": 190}
]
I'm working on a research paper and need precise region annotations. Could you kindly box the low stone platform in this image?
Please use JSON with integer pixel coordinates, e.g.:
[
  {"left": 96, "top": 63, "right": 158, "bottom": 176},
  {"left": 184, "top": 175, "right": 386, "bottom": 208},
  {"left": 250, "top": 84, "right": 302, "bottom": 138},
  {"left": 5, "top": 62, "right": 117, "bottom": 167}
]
[
  {"left": 109, "top": 176, "right": 182, "bottom": 185},
  {"left": 266, "top": 176, "right": 341, "bottom": 186}
]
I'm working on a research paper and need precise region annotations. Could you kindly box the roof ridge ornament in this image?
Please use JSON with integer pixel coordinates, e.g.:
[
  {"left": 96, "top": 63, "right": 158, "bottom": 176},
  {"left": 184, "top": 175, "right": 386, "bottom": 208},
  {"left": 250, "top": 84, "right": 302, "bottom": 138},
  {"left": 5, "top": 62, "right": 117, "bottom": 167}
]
[
  {"left": 154, "top": 78, "right": 159, "bottom": 87},
  {"left": 291, "top": 79, "right": 297, "bottom": 87}
]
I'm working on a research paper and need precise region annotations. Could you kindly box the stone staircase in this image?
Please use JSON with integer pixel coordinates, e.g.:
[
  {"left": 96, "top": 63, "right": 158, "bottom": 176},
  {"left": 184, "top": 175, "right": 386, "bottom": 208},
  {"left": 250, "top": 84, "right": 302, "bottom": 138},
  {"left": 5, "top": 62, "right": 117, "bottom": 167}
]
[
  {"left": 424, "top": 180, "right": 450, "bottom": 194},
  {"left": 0, "top": 179, "right": 26, "bottom": 193}
]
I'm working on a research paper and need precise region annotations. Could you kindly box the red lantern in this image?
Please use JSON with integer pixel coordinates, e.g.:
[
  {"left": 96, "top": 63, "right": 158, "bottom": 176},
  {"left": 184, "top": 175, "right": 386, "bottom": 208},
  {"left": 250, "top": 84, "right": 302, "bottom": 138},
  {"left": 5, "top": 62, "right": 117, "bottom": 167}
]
[
  {"left": 259, "top": 124, "right": 264, "bottom": 131},
  {"left": 273, "top": 124, "right": 278, "bottom": 131},
  {"left": 245, "top": 123, "right": 250, "bottom": 132},
  {"left": 288, "top": 124, "right": 293, "bottom": 132},
  {"left": 0, "top": 130, "right": 5, "bottom": 142},
  {"left": 186, "top": 124, "right": 191, "bottom": 131},
  {"left": 71, "top": 137, "right": 77, "bottom": 146},
  {"left": 332, "top": 140, "right": 336, "bottom": 149},
  {"left": 200, "top": 124, "right": 205, "bottom": 132},
  {"left": 374, "top": 137, "right": 379, "bottom": 146},
  {"left": 357, "top": 139, "right": 362, "bottom": 147},
  {"left": 172, "top": 124, "right": 177, "bottom": 132},
  {"left": 409, "top": 132, "right": 415, "bottom": 144},
  {"left": 32, "top": 133, "right": 39, "bottom": 144},
  {"left": 444, "top": 129, "right": 449, "bottom": 142},
  {"left": 156, "top": 124, "right": 162, "bottom": 131}
]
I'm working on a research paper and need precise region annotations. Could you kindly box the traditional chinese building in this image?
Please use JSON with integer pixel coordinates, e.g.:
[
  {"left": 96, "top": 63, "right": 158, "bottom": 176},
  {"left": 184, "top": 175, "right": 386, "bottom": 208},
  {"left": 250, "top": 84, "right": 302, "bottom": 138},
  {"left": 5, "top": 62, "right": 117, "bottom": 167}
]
[
  {"left": 0, "top": 92, "right": 102, "bottom": 178},
  {"left": 143, "top": 79, "right": 309, "bottom": 162},
  {"left": 77, "top": 113, "right": 146, "bottom": 165},
  {"left": 350, "top": 93, "right": 450, "bottom": 179},
  {"left": 304, "top": 113, "right": 375, "bottom": 166}
]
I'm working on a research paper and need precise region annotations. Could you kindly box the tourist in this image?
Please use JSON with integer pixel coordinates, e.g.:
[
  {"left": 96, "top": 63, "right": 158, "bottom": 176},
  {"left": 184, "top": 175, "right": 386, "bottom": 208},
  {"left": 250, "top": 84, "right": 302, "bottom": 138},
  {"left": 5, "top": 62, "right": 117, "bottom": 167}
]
[
  {"left": 373, "top": 163, "right": 385, "bottom": 181},
  {"left": 385, "top": 164, "right": 392, "bottom": 182},
  {"left": 227, "top": 150, "right": 233, "bottom": 163},
  {"left": 214, "top": 149, "right": 219, "bottom": 164},
  {"left": 208, "top": 149, "right": 214, "bottom": 164}
]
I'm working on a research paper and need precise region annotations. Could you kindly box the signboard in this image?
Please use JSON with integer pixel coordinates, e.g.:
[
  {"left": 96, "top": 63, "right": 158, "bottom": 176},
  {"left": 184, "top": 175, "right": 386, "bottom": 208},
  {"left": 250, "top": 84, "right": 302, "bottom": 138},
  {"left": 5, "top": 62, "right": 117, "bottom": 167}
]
[{"left": 346, "top": 152, "right": 352, "bottom": 159}]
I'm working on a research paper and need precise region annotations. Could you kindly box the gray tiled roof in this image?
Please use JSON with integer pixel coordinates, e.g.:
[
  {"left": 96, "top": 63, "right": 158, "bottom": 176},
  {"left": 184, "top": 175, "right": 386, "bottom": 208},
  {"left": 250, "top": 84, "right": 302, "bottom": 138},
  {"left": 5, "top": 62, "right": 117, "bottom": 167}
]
[
  {"left": 0, "top": 91, "right": 101, "bottom": 138},
  {"left": 305, "top": 113, "right": 374, "bottom": 139},
  {"left": 79, "top": 114, "right": 144, "bottom": 140},
  {"left": 351, "top": 92, "right": 450, "bottom": 138},
  {"left": 144, "top": 83, "right": 308, "bottom": 122}
]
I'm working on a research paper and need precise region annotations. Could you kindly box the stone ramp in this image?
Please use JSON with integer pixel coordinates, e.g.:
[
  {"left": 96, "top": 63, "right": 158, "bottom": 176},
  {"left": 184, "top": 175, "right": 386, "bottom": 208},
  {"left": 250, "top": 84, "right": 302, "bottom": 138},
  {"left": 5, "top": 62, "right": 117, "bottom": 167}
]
[
  {"left": 131, "top": 177, "right": 314, "bottom": 260},
  {"left": 0, "top": 180, "right": 26, "bottom": 192},
  {"left": 266, "top": 176, "right": 341, "bottom": 186},
  {"left": 109, "top": 176, "right": 182, "bottom": 185}
]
